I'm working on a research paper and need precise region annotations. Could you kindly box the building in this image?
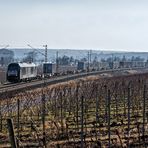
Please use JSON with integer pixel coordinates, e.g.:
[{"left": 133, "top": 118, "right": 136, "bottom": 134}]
[
  {"left": 0, "top": 49, "right": 14, "bottom": 67},
  {"left": 0, "top": 67, "right": 6, "bottom": 83}
]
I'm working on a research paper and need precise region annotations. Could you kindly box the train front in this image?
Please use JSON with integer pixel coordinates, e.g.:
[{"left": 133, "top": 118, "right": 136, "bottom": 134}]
[{"left": 7, "top": 63, "right": 20, "bottom": 82}]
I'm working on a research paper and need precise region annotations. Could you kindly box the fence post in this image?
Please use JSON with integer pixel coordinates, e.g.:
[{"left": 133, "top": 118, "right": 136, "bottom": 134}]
[{"left": 7, "top": 118, "right": 17, "bottom": 148}]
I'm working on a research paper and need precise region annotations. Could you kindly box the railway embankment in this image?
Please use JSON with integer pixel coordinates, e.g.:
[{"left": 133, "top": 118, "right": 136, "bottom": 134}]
[{"left": 1, "top": 67, "right": 148, "bottom": 98}]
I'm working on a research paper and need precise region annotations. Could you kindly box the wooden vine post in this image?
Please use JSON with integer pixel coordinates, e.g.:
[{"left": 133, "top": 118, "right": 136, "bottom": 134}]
[
  {"left": 7, "top": 118, "right": 17, "bottom": 148},
  {"left": 81, "top": 95, "right": 84, "bottom": 148},
  {"left": 127, "top": 83, "right": 131, "bottom": 147},
  {"left": 108, "top": 89, "right": 111, "bottom": 148},
  {"left": 17, "top": 98, "right": 20, "bottom": 148},
  {"left": 142, "top": 84, "right": 146, "bottom": 144},
  {"left": 76, "top": 85, "right": 79, "bottom": 130},
  {"left": 96, "top": 86, "right": 99, "bottom": 123},
  {"left": 0, "top": 101, "right": 2, "bottom": 132},
  {"left": 42, "top": 93, "right": 46, "bottom": 148},
  {"left": 104, "top": 85, "right": 108, "bottom": 123},
  {"left": 60, "top": 92, "right": 63, "bottom": 134}
]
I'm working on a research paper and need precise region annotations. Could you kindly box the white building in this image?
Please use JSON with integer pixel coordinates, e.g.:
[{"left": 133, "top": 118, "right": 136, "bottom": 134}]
[{"left": 0, "top": 49, "right": 14, "bottom": 67}]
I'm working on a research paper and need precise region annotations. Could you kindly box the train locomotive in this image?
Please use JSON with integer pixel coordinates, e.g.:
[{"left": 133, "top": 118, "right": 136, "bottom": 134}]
[{"left": 7, "top": 62, "right": 37, "bottom": 82}]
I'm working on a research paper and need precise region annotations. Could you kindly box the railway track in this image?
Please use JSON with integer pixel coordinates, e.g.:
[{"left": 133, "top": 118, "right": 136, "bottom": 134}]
[
  {"left": 0, "top": 67, "right": 148, "bottom": 96},
  {"left": 0, "top": 82, "right": 25, "bottom": 89},
  {"left": 0, "top": 79, "right": 42, "bottom": 90}
]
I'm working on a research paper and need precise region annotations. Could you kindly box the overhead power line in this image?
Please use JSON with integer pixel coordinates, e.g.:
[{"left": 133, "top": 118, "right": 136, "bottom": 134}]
[{"left": 27, "top": 44, "right": 48, "bottom": 63}]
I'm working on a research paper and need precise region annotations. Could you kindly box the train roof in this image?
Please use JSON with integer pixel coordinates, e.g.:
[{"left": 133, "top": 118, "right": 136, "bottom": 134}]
[
  {"left": 42, "top": 62, "right": 56, "bottom": 65},
  {"left": 9, "top": 62, "right": 37, "bottom": 68},
  {"left": 19, "top": 63, "right": 36, "bottom": 67}
]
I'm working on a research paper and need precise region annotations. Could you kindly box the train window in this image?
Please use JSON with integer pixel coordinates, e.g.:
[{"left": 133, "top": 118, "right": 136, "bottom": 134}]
[
  {"left": 34, "top": 67, "right": 37, "bottom": 72},
  {"left": 31, "top": 67, "right": 34, "bottom": 74},
  {"left": 8, "top": 64, "right": 19, "bottom": 70},
  {"left": 22, "top": 67, "right": 26, "bottom": 75}
]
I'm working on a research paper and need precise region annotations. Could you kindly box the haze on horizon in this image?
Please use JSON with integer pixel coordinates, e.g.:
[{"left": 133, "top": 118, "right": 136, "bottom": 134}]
[{"left": 0, "top": 0, "right": 148, "bottom": 52}]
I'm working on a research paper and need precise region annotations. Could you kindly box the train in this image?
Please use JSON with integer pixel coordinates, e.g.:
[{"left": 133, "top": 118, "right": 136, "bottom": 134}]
[
  {"left": 7, "top": 62, "right": 37, "bottom": 82},
  {"left": 6, "top": 62, "right": 77, "bottom": 82},
  {"left": 6, "top": 60, "right": 148, "bottom": 83}
]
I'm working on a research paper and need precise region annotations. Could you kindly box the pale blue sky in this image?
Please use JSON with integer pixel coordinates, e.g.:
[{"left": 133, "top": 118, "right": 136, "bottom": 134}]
[{"left": 0, "top": 0, "right": 148, "bottom": 52}]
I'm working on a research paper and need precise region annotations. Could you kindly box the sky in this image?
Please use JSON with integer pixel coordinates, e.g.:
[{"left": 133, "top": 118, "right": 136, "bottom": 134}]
[{"left": 0, "top": 0, "right": 148, "bottom": 52}]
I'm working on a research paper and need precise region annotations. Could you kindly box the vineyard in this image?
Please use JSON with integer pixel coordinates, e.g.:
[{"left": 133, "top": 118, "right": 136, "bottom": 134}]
[{"left": 0, "top": 73, "right": 148, "bottom": 147}]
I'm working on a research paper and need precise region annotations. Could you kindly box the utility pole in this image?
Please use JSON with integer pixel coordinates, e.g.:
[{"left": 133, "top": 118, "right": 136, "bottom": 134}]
[
  {"left": 87, "top": 51, "right": 90, "bottom": 72},
  {"left": 43, "top": 45, "right": 48, "bottom": 63},
  {"left": 90, "top": 50, "right": 92, "bottom": 63},
  {"left": 56, "top": 51, "right": 59, "bottom": 74},
  {"left": 42, "top": 44, "right": 47, "bottom": 148},
  {"left": 112, "top": 54, "right": 114, "bottom": 69}
]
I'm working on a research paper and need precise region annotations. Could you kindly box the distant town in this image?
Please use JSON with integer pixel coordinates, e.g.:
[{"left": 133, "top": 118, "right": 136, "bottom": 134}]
[
  {"left": 1, "top": 48, "right": 148, "bottom": 66},
  {"left": 0, "top": 47, "right": 148, "bottom": 84}
]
